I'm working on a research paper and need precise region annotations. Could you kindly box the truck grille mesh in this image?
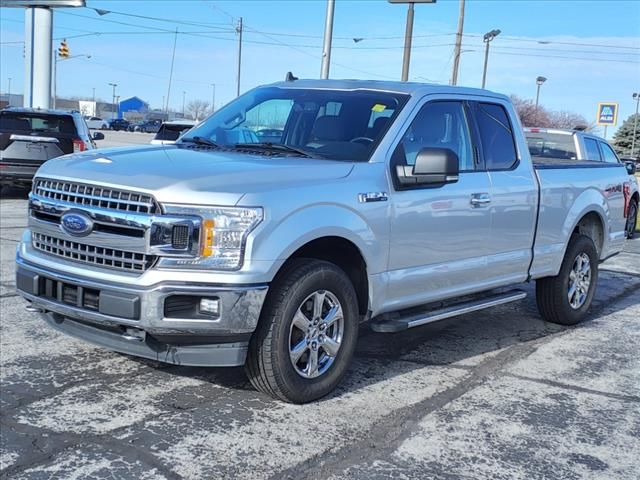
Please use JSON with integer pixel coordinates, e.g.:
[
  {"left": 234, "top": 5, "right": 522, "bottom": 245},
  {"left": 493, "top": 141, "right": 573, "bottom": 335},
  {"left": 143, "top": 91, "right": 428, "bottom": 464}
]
[
  {"left": 32, "top": 232, "right": 155, "bottom": 273},
  {"left": 33, "top": 178, "right": 159, "bottom": 214}
]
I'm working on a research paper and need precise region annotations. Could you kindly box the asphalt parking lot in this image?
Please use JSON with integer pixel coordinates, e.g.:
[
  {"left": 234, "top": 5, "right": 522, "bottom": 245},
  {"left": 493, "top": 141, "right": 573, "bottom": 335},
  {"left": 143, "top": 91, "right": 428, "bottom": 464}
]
[{"left": 1, "top": 155, "right": 639, "bottom": 478}]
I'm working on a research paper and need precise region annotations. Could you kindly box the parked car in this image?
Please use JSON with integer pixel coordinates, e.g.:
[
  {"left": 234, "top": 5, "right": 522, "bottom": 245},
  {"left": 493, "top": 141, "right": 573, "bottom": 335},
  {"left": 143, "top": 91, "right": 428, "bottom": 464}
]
[
  {"left": 17, "top": 81, "right": 630, "bottom": 403},
  {"left": 109, "top": 118, "right": 130, "bottom": 131},
  {"left": 255, "top": 128, "right": 283, "bottom": 144},
  {"left": 525, "top": 127, "right": 639, "bottom": 239},
  {"left": 135, "top": 120, "right": 162, "bottom": 133},
  {"left": 1, "top": 108, "right": 103, "bottom": 188},
  {"left": 83, "top": 116, "right": 109, "bottom": 130},
  {"left": 150, "top": 119, "right": 196, "bottom": 145}
]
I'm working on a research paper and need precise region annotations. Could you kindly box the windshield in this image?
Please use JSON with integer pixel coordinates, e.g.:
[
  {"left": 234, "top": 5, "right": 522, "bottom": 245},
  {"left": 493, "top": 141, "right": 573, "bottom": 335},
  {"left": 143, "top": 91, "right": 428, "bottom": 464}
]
[
  {"left": 181, "top": 86, "right": 409, "bottom": 161},
  {"left": 525, "top": 132, "right": 577, "bottom": 160}
]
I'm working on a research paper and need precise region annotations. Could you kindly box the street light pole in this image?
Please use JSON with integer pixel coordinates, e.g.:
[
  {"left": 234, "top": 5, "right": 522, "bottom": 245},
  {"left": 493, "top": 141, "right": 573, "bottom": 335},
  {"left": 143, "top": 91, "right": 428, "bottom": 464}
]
[
  {"left": 53, "top": 53, "right": 91, "bottom": 109},
  {"left": 182, "top": 91, "right": 186, "bottom": 117},
  {"left": 481, "top": 29, "right": 500, "bottom": 89},
  {"left": 7, "top": 77, "right": 12, "bottom": 106},
  {"left": 236, "top": 17, "right": 243, "bottom": 96},
  {"left": 320, "top": 0, "right": 335, "bottom": 79},
  {"left": 108, "top": 82, "right": 117, "bottom": 120},
  {"left": 631, "top": 92, "right": 640, "bottom": 157},
  {"left": 535, "top": 76, "right": 546, "bottom": 112},
  {"left": 211, "top": 83, "right": 216, "bottom": 112}
]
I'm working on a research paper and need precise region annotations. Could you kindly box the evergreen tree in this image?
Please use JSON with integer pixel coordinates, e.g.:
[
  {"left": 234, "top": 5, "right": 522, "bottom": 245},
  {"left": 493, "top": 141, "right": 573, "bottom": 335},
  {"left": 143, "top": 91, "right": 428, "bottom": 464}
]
[{"left": 612, "top": 113, "right": 640, "bottom": 158}]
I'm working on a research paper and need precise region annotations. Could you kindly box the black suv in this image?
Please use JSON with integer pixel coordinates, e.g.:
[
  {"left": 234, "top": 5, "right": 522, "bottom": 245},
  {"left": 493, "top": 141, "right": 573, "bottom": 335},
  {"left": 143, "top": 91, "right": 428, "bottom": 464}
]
[{"left": 0, "top": 108, "right": 103, "bottom": 188}]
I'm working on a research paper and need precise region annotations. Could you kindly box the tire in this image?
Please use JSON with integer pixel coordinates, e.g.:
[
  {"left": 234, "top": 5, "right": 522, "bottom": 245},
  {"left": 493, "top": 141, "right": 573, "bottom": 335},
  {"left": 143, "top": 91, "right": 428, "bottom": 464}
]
[
  {"left": 245, "top": 259, "right": 359, "bottom": 403},
  {"left": 536, "top": 234, "right": 599, "bottom": 326},
  {"left": 626, "top": 200, "right": 637, "bottom": 239}
]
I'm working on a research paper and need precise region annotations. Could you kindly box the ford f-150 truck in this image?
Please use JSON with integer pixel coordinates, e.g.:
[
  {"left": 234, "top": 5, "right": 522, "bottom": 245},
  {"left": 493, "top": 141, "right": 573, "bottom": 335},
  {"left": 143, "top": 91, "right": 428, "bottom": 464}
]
[{"left": 16, "top": 80, "right": 631, "bottom": 403}]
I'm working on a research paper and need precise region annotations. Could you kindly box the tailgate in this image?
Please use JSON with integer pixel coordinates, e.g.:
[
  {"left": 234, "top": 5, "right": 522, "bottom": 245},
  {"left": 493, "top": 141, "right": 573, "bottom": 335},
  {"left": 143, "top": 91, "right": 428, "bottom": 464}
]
[{"left": 0, "top": 133, "right": 70, "bottom": 167}]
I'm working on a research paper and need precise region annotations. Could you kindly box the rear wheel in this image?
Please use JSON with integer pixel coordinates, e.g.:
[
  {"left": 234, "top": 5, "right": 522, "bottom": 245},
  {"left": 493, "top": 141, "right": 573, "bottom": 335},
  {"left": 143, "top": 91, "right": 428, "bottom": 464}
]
[
  {"left": 245, "top": 259, "right": 359, "bottom": 403},
  {"left": 536, "top": 234, "right": 598, "bottom": 326},
  {"left": 626, "top": 200, "right": 638, "bottom": 239}
]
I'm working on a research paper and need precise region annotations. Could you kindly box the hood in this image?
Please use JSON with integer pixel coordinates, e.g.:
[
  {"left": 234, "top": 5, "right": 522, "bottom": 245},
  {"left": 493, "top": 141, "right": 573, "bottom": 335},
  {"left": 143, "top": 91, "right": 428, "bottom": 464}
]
[{"left": 35, "top": 144, "right": 354, "bottom": 206}]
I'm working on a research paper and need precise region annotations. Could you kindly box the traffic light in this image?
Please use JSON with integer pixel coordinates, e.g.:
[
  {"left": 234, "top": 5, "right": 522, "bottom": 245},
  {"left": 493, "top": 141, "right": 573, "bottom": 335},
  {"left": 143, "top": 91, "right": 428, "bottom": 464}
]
[{"left": 58, "top": 40, "right": 70, "bottom": 59}]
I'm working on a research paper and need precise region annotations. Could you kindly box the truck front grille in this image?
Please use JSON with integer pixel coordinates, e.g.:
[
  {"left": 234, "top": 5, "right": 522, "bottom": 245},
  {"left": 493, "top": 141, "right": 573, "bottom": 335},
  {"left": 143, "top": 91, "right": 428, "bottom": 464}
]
[
  {"left": 33, "top": 178, "right": 159, "bottom": 214},
  {"left": 32, "top": 232, "right": 155, "bottom": 273}
]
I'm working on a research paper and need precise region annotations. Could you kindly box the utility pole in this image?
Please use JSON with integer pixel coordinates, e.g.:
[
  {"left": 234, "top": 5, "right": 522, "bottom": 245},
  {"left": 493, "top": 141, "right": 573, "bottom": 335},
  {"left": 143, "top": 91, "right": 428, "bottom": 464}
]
[
  {"left": 450, "top": 0, "right": 465, "bottom": 86},
  {"left": 166, "top": 28, "right": 178, "bottom": 114},
  {"left": 632, "top": 92, "right": 640, "bottom": 157},
  {"left": 401, "top": 3, "right": 415, "bottom": 82},
  {"left": 211, "top": 83, "right": 216, "bottom": 112},
  {"left": 481, "top": 29, "right": 500, "bottom": 89},
  {"left": 108, "top": 82, "right": 117, "bottom": 120},
  {"left": 320, "top": 0, "right": 335, "bottom": 79},
  {"left": 236, "top": 17, "right": 243, "bottom": 96}
]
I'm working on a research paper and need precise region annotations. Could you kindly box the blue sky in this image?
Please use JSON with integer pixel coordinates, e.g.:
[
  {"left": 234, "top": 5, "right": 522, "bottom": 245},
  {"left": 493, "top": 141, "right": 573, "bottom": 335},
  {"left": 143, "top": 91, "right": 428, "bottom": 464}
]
[{"left": 1, "top": 0, "right": 639, "bottom": 136}]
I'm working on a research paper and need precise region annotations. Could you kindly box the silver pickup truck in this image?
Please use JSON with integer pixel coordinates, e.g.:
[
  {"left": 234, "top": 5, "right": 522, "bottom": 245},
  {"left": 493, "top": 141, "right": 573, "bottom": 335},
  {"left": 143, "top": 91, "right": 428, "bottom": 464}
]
[{"left": 16, "top": 80, "right": 631, "bottom": 403}]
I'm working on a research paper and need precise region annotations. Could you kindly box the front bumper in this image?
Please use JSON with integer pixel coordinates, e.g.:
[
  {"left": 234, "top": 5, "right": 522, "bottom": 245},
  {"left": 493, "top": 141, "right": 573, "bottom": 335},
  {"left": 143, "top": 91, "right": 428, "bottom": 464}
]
[{"left": 16, "top": 252, "right": 268, "bottom": 367}]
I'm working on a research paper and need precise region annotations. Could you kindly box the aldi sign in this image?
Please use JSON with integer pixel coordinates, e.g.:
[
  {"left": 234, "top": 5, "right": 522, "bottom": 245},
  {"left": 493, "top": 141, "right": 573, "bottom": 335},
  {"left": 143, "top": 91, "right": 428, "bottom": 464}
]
[{"left": 596, "top": 103, "right": 618, "bottom": 126}]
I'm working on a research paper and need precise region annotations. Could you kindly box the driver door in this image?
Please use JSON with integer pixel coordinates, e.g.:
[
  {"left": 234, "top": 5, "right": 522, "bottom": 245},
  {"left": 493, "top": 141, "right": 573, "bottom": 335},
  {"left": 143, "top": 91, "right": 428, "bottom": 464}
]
[{"left": 385, "top": 99, "right": 493, "bottom": 311}]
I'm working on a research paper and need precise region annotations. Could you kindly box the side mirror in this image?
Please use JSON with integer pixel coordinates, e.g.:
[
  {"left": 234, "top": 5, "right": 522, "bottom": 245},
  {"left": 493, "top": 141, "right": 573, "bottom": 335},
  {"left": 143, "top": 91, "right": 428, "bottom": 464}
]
[
  {"left": 396, "top": 148, "right": 459, "bottom": 186},
  {"left": 93, "top": 132, "right": 105, "bottom": 141},
  {"left": 625, "top": 161, "right": 637, "bottom": 175}
]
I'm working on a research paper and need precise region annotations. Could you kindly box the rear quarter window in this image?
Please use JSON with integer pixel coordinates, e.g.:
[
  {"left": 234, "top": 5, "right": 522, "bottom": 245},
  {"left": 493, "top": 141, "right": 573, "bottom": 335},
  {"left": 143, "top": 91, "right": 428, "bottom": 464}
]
[{"left": 475, "top": 103, "right": 518, "bottom": 170}]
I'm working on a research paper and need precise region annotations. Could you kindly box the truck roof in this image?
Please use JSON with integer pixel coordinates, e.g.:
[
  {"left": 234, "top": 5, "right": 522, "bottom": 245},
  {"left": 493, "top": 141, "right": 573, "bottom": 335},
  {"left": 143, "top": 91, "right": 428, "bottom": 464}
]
[
  {"left": 1, "top": 107, "right": 78, "bottom": 116},
  {"left": 267, "top": 79, "right": 509, "bottom": 101}
]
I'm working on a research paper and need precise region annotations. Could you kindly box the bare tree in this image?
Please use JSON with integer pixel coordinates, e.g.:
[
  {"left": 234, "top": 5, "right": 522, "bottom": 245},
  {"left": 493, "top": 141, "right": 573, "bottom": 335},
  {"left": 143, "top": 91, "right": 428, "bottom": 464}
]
[
  {"left": 547, "top": 111, "right": 593, "bottom": 131},
  {"left": 510, "top": 95, "right": 551, "bottom": 127},
  {"left": 186, "top": 100, "right": 210, "bottom": 121}
]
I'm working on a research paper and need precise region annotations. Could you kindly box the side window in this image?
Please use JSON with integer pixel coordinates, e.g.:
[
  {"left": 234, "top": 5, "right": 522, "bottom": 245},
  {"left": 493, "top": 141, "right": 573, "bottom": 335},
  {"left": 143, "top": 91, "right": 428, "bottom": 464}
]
[
  {"left": 475, "top": 103, "right": 518, "bottom": 170},
  {"left": 393, "top": 101, "right": 474, "bottom": 171},
  {"left": 599, "top": 142, "right": 620, "bottom": 164},
  {"left": 583, "top": 138, "right": 602, "bottom": 161}
]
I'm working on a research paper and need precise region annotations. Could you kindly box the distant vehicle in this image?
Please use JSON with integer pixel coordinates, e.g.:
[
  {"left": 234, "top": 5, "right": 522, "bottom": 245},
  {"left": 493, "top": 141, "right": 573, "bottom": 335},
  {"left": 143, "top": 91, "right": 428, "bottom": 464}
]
[
  {"left": 0, "top": 108, "right": 103, "bottom": 188},
  {"left": 109, "top": 118, "right": 130, "bottom": 131},
  {"left": 150, "top": 120, "right": 197, "bottom": 145},
  {"left": 255, "top": 128, "right": 283, "bottom": 144},
  {"left": 83, "top": 116, "right": 109, "bottom": 130},
  {"left": 136, "top": 120, "right": 162, "bottom": 134},
  {"left": 524, "top": 127, "right": 639, "bottom": 239}
]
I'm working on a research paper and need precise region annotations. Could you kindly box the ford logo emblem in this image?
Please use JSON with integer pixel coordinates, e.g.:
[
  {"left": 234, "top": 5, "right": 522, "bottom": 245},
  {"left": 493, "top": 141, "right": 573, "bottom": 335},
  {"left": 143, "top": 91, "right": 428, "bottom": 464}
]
[{"left": 60, "top": 211, "right": 93, "bottom": 237}]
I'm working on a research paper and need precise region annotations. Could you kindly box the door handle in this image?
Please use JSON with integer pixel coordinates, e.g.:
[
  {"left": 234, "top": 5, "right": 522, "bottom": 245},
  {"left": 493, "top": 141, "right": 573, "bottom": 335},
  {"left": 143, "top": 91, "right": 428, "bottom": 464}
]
[{"left": 470, "top": 193, "right": 491, "bottom": 207}]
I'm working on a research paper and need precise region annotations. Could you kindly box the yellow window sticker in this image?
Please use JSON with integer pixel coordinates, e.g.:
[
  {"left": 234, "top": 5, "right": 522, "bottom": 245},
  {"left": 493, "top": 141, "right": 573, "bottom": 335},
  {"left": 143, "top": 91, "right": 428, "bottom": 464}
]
[{"left": 371, "top": 104, "right": 386, "bottom": 112}]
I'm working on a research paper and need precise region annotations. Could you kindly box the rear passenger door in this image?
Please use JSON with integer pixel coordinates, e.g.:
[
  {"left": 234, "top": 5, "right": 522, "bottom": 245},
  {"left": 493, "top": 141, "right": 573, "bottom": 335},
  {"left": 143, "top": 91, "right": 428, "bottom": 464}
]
[{"left": 471, "top": 101, "right": 538, "bottom": 285}]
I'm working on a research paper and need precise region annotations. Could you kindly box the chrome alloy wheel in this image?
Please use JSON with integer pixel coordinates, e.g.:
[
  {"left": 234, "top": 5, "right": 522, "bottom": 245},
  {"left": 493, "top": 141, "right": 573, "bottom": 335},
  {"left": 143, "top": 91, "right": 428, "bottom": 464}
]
[
  {"left": 288, "top": 290, "right": 344, "bottom": 379},
  {"left": 568, "top": 252, "right": 591, "bottom": 310}
]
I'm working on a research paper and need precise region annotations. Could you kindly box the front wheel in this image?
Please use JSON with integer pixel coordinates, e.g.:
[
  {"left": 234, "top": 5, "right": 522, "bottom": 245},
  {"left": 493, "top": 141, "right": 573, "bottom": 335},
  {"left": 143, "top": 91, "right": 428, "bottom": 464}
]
[
  {"left": 536, "top": 234, "right": 598, "bottom": 326},
  {"left": 245, "top": 259, "right": 359, "bottom": 403},
  {"left": 626, "top": 200, "right": 638, "bottom": 239}
]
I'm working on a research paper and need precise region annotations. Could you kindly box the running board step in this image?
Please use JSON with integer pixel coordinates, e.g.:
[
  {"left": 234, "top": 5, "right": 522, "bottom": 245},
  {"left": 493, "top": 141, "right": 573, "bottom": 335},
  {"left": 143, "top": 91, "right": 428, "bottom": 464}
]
[{"left": 370, "top": 289, "right": 527, "bottom": 333}]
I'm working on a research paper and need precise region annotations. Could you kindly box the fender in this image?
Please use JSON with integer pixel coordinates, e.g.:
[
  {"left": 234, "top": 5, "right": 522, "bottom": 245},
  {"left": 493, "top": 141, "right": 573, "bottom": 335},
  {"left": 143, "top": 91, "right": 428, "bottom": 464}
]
[
  {"left": 246, "top": 202, "right": 388, "bottom": 282},
  {"left": 531, "top": 187, "right": 610, "bottom": 279}
]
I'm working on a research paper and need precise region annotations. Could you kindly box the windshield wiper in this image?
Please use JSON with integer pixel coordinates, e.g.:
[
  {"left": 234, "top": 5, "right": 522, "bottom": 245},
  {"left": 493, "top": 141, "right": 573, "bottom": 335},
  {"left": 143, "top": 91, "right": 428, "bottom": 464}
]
[
  {"left": 180, "top": 136, "right": 220, "bottom": 148},
  {"left": 233, "top": 143, "right": 320, "bottom": 158}
]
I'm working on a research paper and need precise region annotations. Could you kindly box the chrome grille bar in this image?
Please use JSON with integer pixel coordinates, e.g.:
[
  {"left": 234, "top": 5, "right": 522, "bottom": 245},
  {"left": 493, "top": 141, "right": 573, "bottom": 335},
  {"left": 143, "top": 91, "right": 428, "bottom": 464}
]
[
  {"left": 33, "top": 178, "right": 159, "bottom": 214},
  {"left": 33, "top": 232, "right": 155, "bottom": 273}
]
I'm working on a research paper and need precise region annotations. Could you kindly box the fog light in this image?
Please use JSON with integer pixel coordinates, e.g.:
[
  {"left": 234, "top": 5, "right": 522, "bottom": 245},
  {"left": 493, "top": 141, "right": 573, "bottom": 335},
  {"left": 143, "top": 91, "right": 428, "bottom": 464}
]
[{"left": 199, "top": 298, "right": 220, "bottom": 316}]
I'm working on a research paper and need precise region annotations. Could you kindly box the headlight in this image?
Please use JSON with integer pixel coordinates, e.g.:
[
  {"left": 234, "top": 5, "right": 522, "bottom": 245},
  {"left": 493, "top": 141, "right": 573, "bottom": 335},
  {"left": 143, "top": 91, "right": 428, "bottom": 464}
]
[{"left": 159, "top": 205, "right": 263, "bottom": 271}]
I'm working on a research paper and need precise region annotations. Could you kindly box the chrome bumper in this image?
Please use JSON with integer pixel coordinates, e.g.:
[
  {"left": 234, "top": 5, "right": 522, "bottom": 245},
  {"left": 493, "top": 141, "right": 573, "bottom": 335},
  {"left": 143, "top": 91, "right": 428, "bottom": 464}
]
[{"left": 16, "top": 252, "right": 268, "bottom": 367}]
